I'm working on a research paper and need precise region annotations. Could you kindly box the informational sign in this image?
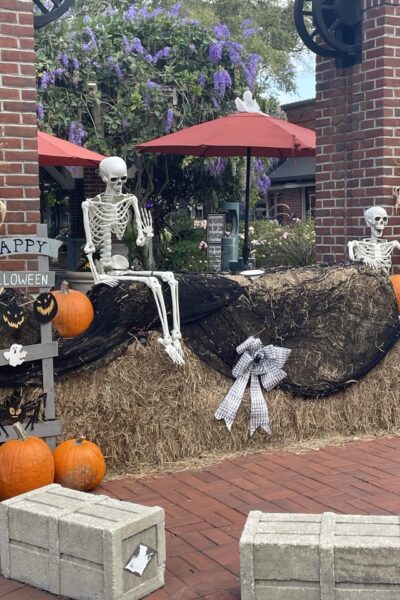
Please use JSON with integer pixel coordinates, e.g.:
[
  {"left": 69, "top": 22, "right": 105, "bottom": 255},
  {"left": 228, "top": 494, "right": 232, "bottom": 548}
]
[
  {"left": 0, "top": 271, "right": 55, "bottom": 288},
  {"left": 207, "top": 244, "right": 222, "bottom": 273},
  {"left": 0, "top": 237, "right": 62, "bottom": 258},
  {"left": 207, "top": 214, "right": 225, "bottom": 244}
]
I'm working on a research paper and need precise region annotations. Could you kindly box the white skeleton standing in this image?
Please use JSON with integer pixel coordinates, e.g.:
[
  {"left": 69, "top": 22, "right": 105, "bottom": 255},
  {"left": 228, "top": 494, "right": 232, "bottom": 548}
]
[
  {"left": 82, "top": 156, "right": 184, "bottom": 365},
  {"left": 348, "top": 206, "right": 400, "bottom": 272}
]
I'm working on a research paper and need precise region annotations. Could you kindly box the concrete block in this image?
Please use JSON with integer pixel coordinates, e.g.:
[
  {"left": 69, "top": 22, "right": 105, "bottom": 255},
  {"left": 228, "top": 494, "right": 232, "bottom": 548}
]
[
  {"left": 0, "top": 484, "right": 165, "bottom": 600},
  {"left": 240, "top": 511, "right": 400, "bottom": 600}
]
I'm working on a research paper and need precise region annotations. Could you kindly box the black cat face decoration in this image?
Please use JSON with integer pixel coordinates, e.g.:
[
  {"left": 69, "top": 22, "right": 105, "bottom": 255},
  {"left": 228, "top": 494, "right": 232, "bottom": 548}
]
[
  {"left": 33, "top": 292, "right": 58, "bottom": 323},
  {"left": 1, "top": 299, "right": 25, "bottom": 330}
]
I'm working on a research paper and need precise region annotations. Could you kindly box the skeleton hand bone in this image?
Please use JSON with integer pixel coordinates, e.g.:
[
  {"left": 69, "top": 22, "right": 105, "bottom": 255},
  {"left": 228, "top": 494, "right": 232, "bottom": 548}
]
[{"left": 136, "top": 208, "right": 154, "bottom": 246}]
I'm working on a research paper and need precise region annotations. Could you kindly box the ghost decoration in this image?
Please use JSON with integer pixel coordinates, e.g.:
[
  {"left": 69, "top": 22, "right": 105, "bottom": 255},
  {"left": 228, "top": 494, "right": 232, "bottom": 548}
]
[
  {"left": 3, "top": 344, "right": 27, "bottom": 367},
  {"left": 1, "top": 299, "right": 25, "bottom": 331},
  {"left": 33, "top": 292, "right": 58, "bottom": 323}
]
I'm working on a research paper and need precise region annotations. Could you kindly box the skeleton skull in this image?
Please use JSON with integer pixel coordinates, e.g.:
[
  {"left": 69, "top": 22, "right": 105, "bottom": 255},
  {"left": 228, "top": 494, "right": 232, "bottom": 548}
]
[
  {"left": 99, "top": 156, "right": 128, "bottom": 195},
  {"left": 364, "top": 206, "right": 388, "bottom": 239}
]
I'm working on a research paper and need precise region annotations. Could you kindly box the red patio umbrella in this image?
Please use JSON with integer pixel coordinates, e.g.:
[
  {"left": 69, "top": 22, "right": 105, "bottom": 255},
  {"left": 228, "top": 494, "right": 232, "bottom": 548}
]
[
  {"left": 137, "top": 99, "right": 315, "bottom": 264},
  {"left": 38, "top": 131, "right": 106, "bottom": 167}
]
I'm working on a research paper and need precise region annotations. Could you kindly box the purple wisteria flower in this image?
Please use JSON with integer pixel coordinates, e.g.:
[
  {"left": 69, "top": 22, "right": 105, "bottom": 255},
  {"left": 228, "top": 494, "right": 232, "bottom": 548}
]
[
  {"left": 69, "top": 121, "right": 87, "bottom": 146},
  {"left": 36, "top": 102, "right": 45, "bottom": 121},
  {"left": 58, "top": 51, "right": 69, "bottom": 68},
  {"left": 242, "top": 53, "right": 262, "bottom": 90},
  {"left": 104, "top": 7, "right": 118, "bottom": 16},
  {"left": 81, "top": 26, "right": 97, "bottom": 52},
  {"left": 115, "top": 63, "right": 123, "bottom": 80},
  {"left": 124, "top": 5, "right": 138, "bottom": 21},
  {"left": 73, "top": 58, "right": 80, "bottom": 70},
  {"left": 40, "top": 71, "right": 51, "bottom": 90},
  {"left": 198, "top": 73, "right": 207, "bottom": 88},
  {"left": 146, "top": 201, "right": 154, "bottom": 209},
  {"left": 169, "top": 2, "right": 182, "bottom": 16},
  {"left": 146, "top": 80, "right": 161, "bottom": 89},
  {"left": 213, "top": 23, "right": 230, "bottom": 40},
  {"left": 83, "top": 15, "right": 91, "bottom": 24},
  {"left": 226, "top": 41, "right": 243, "bottom": 65},
  {"left": 254, "top": 157, "right": 265, "bottom": 176},
  {"left": 213, "top": 68, "right": 232, "bottom": 98},
  {"left": 143, "top": 93, "right": 151, "bottom": 106},
  {"left": 165, "top": 108, "right": 174, "bottom": 133},
  {"left": 209, "top": 41, "right": 223, "bottom": 64},
  {"left": 241, "top": 18, "right": 258, "bottom": 39},
  {"left": 256, "top": 174, "right": 271, "bottom": 196},
  {"left": 208, "top": 157, "right": 228, "bottom": 177},
  {"left": 153, "top": 47, "right": 170, "bottom": 62}
]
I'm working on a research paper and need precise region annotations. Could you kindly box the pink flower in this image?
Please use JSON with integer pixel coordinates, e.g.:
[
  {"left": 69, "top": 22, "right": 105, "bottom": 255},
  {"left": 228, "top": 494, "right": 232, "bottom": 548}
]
[{"left": 199, "top": 240, "right": 208, "bottom": 250}]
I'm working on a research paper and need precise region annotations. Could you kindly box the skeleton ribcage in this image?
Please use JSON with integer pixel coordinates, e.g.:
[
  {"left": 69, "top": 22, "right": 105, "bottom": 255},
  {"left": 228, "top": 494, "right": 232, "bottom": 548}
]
[
  {"left": 87, "top": 197, "right": 132, "bottom": 247},
  {"left": 354, "top": 239, "right": 396, "bottom": 272}
]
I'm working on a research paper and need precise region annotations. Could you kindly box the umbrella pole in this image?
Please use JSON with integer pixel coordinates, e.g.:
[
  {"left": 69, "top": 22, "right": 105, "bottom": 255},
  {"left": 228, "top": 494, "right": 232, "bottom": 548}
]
[{"left": 243, "top": 147, "right": 252, "bottom": 265}]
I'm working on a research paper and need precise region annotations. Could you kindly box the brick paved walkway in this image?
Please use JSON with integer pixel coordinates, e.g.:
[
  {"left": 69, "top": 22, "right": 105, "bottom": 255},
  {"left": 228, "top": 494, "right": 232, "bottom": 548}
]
[{"left": 2, "top": 436, "right": 400, "bottom": 599}]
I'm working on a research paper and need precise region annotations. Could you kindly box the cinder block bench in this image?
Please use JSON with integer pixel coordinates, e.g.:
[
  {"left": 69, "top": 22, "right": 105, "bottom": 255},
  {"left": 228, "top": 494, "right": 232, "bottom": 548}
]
[
  {"left": 240, "top": 510, "right": 400, "bottom": 600},
  {"left": 0, "top": 484, "right": 165, "bottom": 600}
]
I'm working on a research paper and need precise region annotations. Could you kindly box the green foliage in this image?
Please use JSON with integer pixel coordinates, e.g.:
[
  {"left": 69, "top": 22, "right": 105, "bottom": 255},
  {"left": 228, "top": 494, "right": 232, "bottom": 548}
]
[
  {"left": 158, "top": 210, "right": 208, "bottom": 272},
  {"left": 249, "top": 219, "right": 316, "bottom": 268}
]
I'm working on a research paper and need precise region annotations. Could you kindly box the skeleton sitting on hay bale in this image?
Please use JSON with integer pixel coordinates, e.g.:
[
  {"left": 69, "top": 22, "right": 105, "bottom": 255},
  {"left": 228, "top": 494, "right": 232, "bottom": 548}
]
[
  {"left": 348, "top": 206, "right": 400, "bottom": 271},
  {"left": 82, "top": 156, "right": 184, "bottom": 365}
]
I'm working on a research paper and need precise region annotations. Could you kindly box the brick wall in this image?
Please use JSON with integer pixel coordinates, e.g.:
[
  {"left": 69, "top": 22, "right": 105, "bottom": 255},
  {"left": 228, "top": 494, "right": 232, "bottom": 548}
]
[
  {"left": 315, "top": 0, "right": 400, "bottom": 269},
  {"left": 268, "top": 187, "right": 304, "bottom": 221},
  {"left": 0, "top": 0, "right": 40, "bottom": 269},
  {"left": 281, "top": 99, "right": 316, "bottom": 130}
]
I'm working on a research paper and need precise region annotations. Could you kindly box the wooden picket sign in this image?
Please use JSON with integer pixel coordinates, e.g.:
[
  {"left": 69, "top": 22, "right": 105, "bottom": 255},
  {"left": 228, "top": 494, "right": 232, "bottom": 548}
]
[{"left": 0, "top": 224, "right": 63, "bottom": 447}]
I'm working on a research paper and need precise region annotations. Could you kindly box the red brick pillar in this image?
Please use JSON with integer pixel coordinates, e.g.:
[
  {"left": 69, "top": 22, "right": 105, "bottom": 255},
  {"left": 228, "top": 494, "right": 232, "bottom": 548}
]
[
  {"left": 315, "top": 0, "right": 400, "bottom": 270},
  {"left": 0, "top": 0, "right": 40, "bottom": 269}
]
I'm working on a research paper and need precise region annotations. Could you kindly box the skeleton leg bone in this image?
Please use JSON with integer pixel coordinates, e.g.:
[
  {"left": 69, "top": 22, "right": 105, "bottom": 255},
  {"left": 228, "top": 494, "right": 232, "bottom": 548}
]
[
  {"left": 100, "top": 273, "right": 184, "bottom": 365},
  {"left": 133, "top": 271, "right": 183, "bottom": 361}
]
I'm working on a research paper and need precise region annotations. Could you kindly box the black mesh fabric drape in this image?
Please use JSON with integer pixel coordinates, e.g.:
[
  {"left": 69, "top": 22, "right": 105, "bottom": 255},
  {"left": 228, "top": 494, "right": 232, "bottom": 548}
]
[{"left": 0, "top": 265, "right": 398, "bottom": 397}]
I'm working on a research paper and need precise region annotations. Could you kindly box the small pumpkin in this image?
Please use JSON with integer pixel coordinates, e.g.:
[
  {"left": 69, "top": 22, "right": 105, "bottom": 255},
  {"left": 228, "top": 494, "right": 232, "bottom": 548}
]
[
  {"left": 53, "top": 437, "right": 106, "bottom": 491},
  {"left": 51, "top": 281, "right": 94, "bottom": 338},
  {"left": 0, "top": 422, "right": 55, "bottom": 500}
]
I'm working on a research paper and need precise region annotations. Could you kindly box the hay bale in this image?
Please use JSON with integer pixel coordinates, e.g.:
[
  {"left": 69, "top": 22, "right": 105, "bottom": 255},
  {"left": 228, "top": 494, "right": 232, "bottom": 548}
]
[{"left": 53, "top": 333, "right": 400, "bottom": 477}]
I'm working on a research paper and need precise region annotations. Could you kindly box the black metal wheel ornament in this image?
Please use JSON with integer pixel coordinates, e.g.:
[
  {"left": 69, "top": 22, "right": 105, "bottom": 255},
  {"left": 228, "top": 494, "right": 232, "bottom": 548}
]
[
  {"left": 33, "top": 0, "right": 75, "bottom": 30},
  {"left": 294, "top": 0, "right": 362, "bottom": 68}
]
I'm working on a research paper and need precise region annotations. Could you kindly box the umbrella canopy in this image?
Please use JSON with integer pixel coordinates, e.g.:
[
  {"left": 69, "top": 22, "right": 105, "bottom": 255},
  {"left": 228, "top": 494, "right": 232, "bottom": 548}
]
[
  {"left": 136, "top": 97, "right": 315, "bottom": 264},
  {"left": 38, "top": 131, "right": 106, "bottom": 167},
  {"left": 136, "top": 111, "right": 315, "bottom": 159}
]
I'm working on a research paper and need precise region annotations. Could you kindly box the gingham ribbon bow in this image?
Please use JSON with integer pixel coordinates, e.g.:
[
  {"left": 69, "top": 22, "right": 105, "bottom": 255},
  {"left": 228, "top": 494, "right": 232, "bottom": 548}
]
[{"left": 215, "top": 336, "right": 291, "bottom": 435}]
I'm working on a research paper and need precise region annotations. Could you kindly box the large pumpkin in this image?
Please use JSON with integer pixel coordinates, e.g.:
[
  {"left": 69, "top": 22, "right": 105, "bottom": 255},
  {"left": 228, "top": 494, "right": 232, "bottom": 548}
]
[
  {"left": 390, "top": 275, "right": 400, "bottom": 312},
  {"left": 53, "top": 437, "right": 106, "bottom": 491},
  {"left": 0, "top": 422, "right": 54, "bottom": 500},
  {"left": 52, "top": 281, "right": 94, "bottom": 338}
]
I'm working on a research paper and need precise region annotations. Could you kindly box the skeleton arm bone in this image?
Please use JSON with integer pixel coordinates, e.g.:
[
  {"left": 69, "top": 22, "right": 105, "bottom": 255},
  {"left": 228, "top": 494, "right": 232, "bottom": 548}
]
[
  {"left": 82, "top": 200, "right": 96, "bottom": 254},
  {"left": 348, "top": 241, "right": 357, "bottom": 262},
  {"left": 126, "top": 194, "right": 153, "bottom": 247}
]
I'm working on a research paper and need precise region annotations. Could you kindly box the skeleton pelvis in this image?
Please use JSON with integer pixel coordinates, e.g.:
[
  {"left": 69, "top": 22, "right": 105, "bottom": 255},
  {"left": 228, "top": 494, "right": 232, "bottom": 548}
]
[{"left": 103, "top": 254, "right": 129, "bottom": 271}]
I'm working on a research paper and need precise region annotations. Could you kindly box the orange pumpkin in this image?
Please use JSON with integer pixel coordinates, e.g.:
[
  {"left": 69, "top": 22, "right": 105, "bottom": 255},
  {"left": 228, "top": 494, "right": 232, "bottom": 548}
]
[
  {"left": 390, "top": 275, "right": 400, "bottom": 312},
  {"left": 53, "top": 437, "right": 106, "bottom": 491},
  {"left": 52, "top": 281, "right": 94, "bottom": 338},
  {"left": 0, "top": 423, "right": 54, "bottom": 500}
]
